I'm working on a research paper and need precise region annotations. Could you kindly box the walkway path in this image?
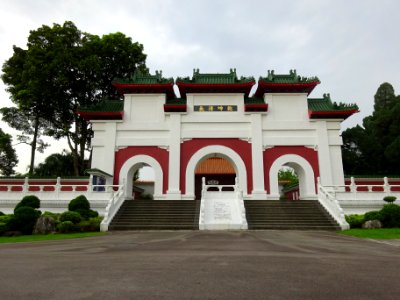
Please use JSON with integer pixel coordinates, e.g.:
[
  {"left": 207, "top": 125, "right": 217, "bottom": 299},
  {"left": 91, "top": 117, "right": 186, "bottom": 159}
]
[{"left": 0, "top": 231, "right": 399, "bottom": 299}]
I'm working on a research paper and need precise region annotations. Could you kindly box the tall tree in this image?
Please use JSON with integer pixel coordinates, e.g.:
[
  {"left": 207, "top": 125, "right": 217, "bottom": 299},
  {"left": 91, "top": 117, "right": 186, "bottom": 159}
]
[
  {"left": 33, "top": 152, "right": 76, "bottom": 177},
  {"left": 342, "top": 82, "right": 400, "bottom": 175},
  {"left": 1, "top": 21, "right": 147, "bottom": 175},
  {"left": 0, "top": 128, "right": 18, "bottom": 176}
]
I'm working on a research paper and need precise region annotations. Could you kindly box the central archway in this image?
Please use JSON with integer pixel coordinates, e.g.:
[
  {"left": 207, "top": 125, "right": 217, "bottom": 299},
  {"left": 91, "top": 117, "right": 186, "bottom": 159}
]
[{"left": 185, "top": 145, "right": 248, "bottom": 199}]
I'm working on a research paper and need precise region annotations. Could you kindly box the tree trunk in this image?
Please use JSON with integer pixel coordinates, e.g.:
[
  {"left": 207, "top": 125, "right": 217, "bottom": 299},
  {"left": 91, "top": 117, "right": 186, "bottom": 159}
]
[{"left": 29, "top": 117, "right": 40, "bottom": 175}]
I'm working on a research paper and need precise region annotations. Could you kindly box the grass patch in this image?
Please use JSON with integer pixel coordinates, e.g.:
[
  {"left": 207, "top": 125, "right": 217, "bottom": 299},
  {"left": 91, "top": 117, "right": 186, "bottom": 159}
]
[
  {"left": 0, "top": 232, "right": 108, "bottom": 244},
  {"left": 340, "top": 228, "right": 400, "bottom": 239}
]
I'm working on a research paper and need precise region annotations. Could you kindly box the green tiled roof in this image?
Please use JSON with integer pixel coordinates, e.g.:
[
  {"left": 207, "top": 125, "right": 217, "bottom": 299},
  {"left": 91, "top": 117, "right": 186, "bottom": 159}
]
[
  {"left": 177, "top": 68, "right": 255, "bottom": 84},
  {"left": 113, "top": 69, "right": 173, "bottom": 84},
  {"left": 79, "top": 100, "right": 123, "bottom": 113},
  {"left": 85, "top": 168, "right": 113, "bottom": 177},
  {"left": 308, "top": 94, "right": 358, "bottom": 112},
  {"left": 260, "top": 69, "right": 320, "bottom": 83}
]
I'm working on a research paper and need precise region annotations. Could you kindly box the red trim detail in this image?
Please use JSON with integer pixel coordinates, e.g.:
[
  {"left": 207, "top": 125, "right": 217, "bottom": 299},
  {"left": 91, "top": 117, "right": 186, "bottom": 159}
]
[
  {"left": 114, "top": 146, "right": 169, "bottom": 194},
  {"left": 308, "top": 109, "right": 359, "bottom": 120},
  {"left": 255, "top": 81, "right": 320, "bottom": 97},
  {"left": 263, "top": 146, "right": 319, "bottom": 193},
  {"left": 176, "top": 82, "right": 255, "bottom": 98},
  {"left": 77, "top": 111, "right": 123, "bottom": 120},
  {"left": 180, "top": 139, "right": 253, "bottom": 194},
  {"left": 163, "top": 104, "right": 187, "bottom": 112},
  {"left": 244, "top": 104, "right": 268, "bottom": 112}
]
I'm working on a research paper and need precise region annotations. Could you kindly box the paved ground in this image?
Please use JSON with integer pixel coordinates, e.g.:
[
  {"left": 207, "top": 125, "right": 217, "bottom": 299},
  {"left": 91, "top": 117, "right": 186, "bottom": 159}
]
[{"left": 0, "top": 231, "right": 399, "bottom": 300}]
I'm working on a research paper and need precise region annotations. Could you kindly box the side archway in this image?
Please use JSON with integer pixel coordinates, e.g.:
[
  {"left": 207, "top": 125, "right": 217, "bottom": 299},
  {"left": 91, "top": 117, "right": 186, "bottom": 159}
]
[
  {"left": 185, "top": 145, "right": 248, "bottom": 198},
  {"left": 269, "top": 154, "right": 316, "bottom": 199},
  {"left": 119, "top": 155, "right": 163, "bottom": 199}
]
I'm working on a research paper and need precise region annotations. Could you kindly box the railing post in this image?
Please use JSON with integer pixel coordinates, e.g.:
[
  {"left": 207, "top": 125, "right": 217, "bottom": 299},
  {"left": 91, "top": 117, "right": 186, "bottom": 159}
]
[
  {"left": 23, "top": 177, "right": 29, "bottom": 195},
  {"left": 383, "top": 177, "right": 390, "bottom": 193},
  {"left": 88, "top": 174, "right": 93, "bottom": 192},
  {"left": 350, "top": 177, "right": 356, "bottom": 193}
]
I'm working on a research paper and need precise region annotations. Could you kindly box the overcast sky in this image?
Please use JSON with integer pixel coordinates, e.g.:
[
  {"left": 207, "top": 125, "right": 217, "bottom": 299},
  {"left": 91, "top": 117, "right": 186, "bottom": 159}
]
[{"left": 1, "top": 0, "right": 399, "bottom": 174}]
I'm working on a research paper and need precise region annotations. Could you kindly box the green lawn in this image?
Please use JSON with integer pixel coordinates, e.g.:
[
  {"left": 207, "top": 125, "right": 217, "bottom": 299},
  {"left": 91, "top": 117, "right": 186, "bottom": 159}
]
[
  {"left": 0, "top": 232, "right": 108, "bottom": 244},
  {"left": 340, "top": 228, "right": 400, "bottom": 239}
]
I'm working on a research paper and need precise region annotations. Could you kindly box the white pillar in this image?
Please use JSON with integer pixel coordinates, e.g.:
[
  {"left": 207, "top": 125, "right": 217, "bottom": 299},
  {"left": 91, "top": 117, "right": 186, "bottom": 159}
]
[
  {"left": 250, "top": 114, "right": 267, "bottom": 199},
  {"left": 166, "top": 114, "right": 182, "bottom": 199},
  {"left": 315, "top": 121, "right": 333, "bottom": 186}
]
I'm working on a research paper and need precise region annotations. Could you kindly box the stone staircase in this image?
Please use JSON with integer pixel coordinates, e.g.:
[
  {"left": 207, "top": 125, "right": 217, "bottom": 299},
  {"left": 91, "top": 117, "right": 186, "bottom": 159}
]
[
  {"left": 244, "top": 200, "right": 341, "bottom": 230},
  {"left": 109, "top": 200, "right": 200, "bottom": 230}
]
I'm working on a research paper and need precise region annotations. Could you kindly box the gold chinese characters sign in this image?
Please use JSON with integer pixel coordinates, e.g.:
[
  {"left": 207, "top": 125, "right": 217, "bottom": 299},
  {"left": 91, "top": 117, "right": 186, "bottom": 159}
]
[{"left": 194, "top": 105, "right": 238, "bottom": 112}]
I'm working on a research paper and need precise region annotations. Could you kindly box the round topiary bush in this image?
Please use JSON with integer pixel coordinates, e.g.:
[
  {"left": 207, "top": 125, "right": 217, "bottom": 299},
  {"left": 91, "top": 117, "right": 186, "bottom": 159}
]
[
  {"left": 57, "top": 221, "right": 75, "bottom": 233},
  {"left": 383, "top": 196, "right": 397, "bottom": 204},
  {"left": 13, "top": 207, "right": 41, "bottom": 235},
  {"left": 364, "top": 211, "right": 382, "bottom": 222},
  {"left": 60, "top": 211, "right": 82, "bottom": 224},
  {"left": 68, "top": 195, "right": 90, "bottom": 212},
  {"left": 0, "top": 211, "right": 4, "bottom": 216},
  {"left": 345, "top": 214, "right": 364, "bottom": 228},
  {"left": 76, "top": 208, "right": 99, "bottom": 220},
  {"left": 379, "top": 204, "right": 400, "bottom": 228},
  {"left": 14, "top": 195, "right": 40, "bottom": 212}
]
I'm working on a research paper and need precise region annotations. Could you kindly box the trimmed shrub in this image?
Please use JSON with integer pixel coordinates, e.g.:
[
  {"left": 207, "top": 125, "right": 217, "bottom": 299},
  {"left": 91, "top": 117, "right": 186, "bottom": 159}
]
[
  {"left": 345, "top": 214, "right": 364, "bottom": 228},
  {"left": 42, "top": 211, "right": 60, "bottom": 221},
  {"left": 383, "top": 196, "right": 397, "bottom": 204},
  {"left": 57, "top": 221, "right": 75, "bottom": 233},
  {"left": 379, "top": 204, "right": 400, "bottom": 228},
  {"left": 0, "top": 211, "right": 4, "bottom": 216},
  {"left": 13, "top": 207, "right": 41, "bottom": 235},
  {"left": 60, "top": 211, "right": 82, "bottom": 224},
  {"left": 69, "top": 195, "right": 90, "bottom": 212},
  {"left": 139, "top": 193, "right": 153, "bottom": 200},
  {"left": 76, "top": 208, "right": 99, "bottom": 220},
  {"left": 0, "top": 222, "right": 7, "bottom": 235},
  {"left": 364, "top": 211, "right": 382, "bottom": 222},
  {"left": 14, "top": 195, "right": 40, "bottom": 212},
  {"left": 74, "top": 216, "right": 103, "bottom": 232}
]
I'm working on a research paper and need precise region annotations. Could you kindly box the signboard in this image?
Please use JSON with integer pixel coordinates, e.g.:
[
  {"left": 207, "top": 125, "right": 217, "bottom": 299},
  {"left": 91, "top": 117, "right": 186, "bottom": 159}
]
[{"left": 194, "top": 105, "right": 237, "bottom": 112}]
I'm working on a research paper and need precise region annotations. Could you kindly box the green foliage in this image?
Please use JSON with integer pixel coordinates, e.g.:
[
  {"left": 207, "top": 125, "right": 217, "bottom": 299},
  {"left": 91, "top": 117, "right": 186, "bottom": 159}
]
[
  {"left": 2, "top": 21, "right": 147, "bottom": 175},
  {"left": 13, "top": 207, "right": 41, "bottom": 235},
  {"left": 364, "top": 211, "right": 382, "bottom": 222},
  {"left": 75, "top": 208, "right": 98, "bottom": 220},
  {"left": 379, "top": 204, "right": 400, "bottom": 228},
  {"left": 0, "top": 215, "right": 14, "bottom": 235},
  {"left": 345, "top": 214, "right": 365, "bottom": 228},
  {"left": 278, "top": 169, "right": 299, "bottom": 187},
  {"left": 76, "top": 217, "right": 103, "bottom": 232},
  {"left": 342, "top": 82, "right": 400, "bottom": 175},
  {"left": 0, "top": 211, "right": 4, "bottom": 216},
  {"left": 0, "top": 223, "right": 8, "bottom": 235},
  {"left": 69, "top": 195, "right": 90, "bottom": 211},
  {"left": 60, "top": 211, "right": 82, "bottom": 224},
  {"left": 383, "top": 196, "right": 397, "bottom": 204},
  {"left": 57, "top": 221, "right": 75, "bottom": 233},
  {"left": 139, "top": 193, "right": 154, "bottom": 200},
  {"left": 34, "top": 152, "right": 75, "bottom": 177},
  {"left": 0, "top": 128, "right": 18, "bottom": 176},
  {"left": 14, "top": 195, "right": 40, "bottom": 212},
  {"left": 42, "top": 211, "right": 60, "bottom": 221},
  {"left": 340, "top": 228, "right": 400, "bottom": 239}
]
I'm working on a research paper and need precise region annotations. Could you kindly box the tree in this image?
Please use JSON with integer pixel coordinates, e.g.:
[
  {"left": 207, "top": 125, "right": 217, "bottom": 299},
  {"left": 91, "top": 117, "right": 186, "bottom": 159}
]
[
  {"left": 1, "top": 21, "right": 147, "bottom": 175},
  {"left": 278, "top": 168, "right": 298, "bottom": 187},
  {"left": 33, "top": 152, "right": 76, "bottom": 177},
  {"left": 0, "top": 128, "right": 18, "bottom": 176},
  {"left": 342, "top": 82, "right": 400, "bottom": 175}
]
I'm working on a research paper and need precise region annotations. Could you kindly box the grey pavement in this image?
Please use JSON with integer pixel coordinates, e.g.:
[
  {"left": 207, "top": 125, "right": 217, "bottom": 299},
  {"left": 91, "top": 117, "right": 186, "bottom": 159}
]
[{"left": 0, "top": 230, "right": 399, "bottom": 300}]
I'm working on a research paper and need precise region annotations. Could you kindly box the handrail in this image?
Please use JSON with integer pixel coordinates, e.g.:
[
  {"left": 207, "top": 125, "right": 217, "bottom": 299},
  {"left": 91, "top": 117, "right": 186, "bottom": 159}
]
[
  {"left": 100, "top": 184, "right": 125, "bottom": 232},
  {"left": 317, "top": 178, "right": 349, "bottom": 230}
]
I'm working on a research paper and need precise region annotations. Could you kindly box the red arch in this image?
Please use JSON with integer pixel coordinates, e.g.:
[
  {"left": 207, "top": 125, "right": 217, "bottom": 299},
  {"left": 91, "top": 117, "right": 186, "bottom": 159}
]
[
  {"left": 114, "top": 146, "right": 169, "bottom": 193},
  {"left": 180, "top": 139, "right": 253, "bottom": 194}
]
